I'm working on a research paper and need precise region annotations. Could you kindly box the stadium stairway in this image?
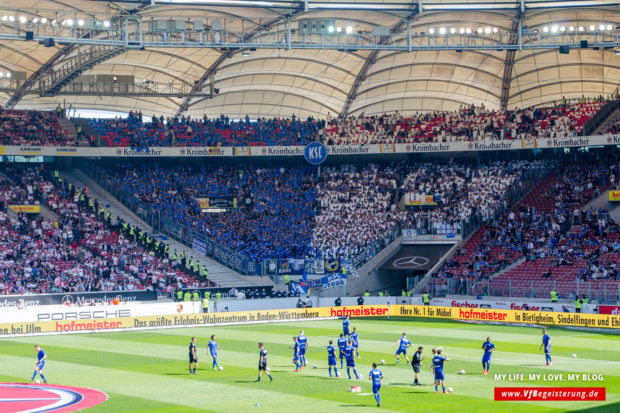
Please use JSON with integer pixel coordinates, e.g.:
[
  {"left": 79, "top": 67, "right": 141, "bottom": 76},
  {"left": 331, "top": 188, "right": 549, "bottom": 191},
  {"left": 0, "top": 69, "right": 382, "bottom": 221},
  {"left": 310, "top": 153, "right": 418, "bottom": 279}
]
[
  {"left": 610, "top": 205, "right": 620, "bottom": 225},
  {"left": 60, "top": 169, "right": 269, "bottom": 288},
  {"left": 591, "top": 108, "right": 620, "bottom": 135},
  {"left": 582, "top": 190, "right": 613, "bottom": 212},
  {"left": 57, "top": 118, "right": 80, "bottom": 144}
]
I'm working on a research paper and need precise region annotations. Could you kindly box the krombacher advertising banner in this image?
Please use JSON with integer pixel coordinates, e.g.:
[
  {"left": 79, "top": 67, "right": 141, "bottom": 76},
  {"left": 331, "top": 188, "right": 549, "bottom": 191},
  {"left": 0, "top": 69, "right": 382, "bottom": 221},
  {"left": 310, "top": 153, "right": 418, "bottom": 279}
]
[
  {"left": 0, "top": 134, "right": 618, "bottom": 158},
  {"left": 1, "top": 305, "right": 619, "bottom": 337}
]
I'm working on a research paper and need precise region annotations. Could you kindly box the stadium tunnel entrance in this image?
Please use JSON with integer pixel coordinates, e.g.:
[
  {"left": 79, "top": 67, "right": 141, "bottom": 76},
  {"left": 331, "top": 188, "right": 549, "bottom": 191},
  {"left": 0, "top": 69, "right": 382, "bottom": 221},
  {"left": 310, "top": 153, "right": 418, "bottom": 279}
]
[{"left": 375, "top": 245, "right": 452, "bottom": 294}]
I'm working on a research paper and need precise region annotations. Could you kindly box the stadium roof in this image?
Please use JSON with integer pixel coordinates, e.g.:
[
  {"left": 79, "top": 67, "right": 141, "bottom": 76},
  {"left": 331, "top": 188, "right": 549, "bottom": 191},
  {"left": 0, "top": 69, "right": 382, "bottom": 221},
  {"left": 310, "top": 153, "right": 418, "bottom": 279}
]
[{"left": 0, "top": 0, "right": 618, "bottom": 117}]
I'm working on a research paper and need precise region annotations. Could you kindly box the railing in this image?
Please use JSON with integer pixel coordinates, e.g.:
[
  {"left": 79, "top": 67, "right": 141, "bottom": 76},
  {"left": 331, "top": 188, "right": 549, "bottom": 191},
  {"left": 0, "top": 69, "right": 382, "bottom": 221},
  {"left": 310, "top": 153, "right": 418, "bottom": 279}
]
[{"left": 427, "top": 277, "right": 620, "bottom": 303}]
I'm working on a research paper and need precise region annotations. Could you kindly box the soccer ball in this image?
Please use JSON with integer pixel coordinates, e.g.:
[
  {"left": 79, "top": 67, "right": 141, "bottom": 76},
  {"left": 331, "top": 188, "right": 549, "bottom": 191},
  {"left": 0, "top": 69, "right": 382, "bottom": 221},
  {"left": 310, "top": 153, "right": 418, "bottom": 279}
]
[
  {"left": 572, "top": 354, "right": 577, "bottom": 358},
  {"left": 460, "top": 369, "right": 466, "bottom": 375},
  {"left": 35, "top": 379, "right": 40, "bottom": 384},
  {"left": 357, "top": 374, "right": 362, "bottom": 379},
  {"left": 265, "top": 367, "right": 270, "bottom": 372},
  {"left": 380, "top": 360, "right": 385, "bottom": 365},
  {"left": 219, "top": 365, "right": 224, "bottom": 370},
  {"left": 313, "top": 365, "right": 318, "bottom": 369},
  {"left": 447, "top": 387, "right": 453, "bottom": 393}
]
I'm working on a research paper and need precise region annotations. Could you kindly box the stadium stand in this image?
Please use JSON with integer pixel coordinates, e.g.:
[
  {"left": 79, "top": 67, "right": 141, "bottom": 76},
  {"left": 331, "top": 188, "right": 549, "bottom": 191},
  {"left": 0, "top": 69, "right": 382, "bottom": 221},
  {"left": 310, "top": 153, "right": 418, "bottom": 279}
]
[
  {"left": 323, "top": 102, "right": 605, "bottom": 145},
  {"left": 96, "top": 160, "right": 550, "bottom": 265},
  {"left": 0, "top": 110, "right": 76, "bottom": 146},
  {"left": 430, "top": 159, "right": 620, "bottom": 299},
  {"left": 0, "top": 165, "right": 204, "bottom": 295},
  {"left": 77, "top": 101, "right": 609, "bottom": 148}
]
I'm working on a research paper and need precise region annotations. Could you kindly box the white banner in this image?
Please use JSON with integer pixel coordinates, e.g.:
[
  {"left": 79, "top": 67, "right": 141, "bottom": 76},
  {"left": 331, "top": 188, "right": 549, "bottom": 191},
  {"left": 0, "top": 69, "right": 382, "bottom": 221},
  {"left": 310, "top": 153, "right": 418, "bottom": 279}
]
[
  {"left": 0, "top": 301, "right": 200, "bottom": 323},
  {"left": 1, "top": 134, "right": 618, "bottom": 158}
]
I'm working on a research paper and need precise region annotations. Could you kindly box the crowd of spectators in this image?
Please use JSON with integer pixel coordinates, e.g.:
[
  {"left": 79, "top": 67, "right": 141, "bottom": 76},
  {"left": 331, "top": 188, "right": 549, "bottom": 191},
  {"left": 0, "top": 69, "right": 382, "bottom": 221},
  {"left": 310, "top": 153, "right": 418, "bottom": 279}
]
[
  {"left": 100, "top": 160, "right": 547, "bottom": 262},
  {"left": 431, "top": 158, "right": 620, "bottom": 296},
  {"left": 604, "top": 115, "right": 620, "bottom": 135},
  {"left": 0, "top": 100, "right": 614, "bottom": 148},
  {"left": 89, "top": 112, "right": 324, "bottom": 147},
  {"left": 401, "top": 161, "right": 549, "bottom": 234},
  {"left": 312, "top": 164, "right": 404, "bottom": 259},
  {"left": 0, "top": 110, "right": 75, "bottom": 146},
  {"left": 79, "top": 101, "right": 610, "bottom": 148},
  {"left": 106, "top": 163, "right": 317, "bottom": 260},
  {"left": 0, "top": 165, "right": 200, "bottom": 295},
  {"left": 322, "top": 102, "right": 605, "bottom": 145}
]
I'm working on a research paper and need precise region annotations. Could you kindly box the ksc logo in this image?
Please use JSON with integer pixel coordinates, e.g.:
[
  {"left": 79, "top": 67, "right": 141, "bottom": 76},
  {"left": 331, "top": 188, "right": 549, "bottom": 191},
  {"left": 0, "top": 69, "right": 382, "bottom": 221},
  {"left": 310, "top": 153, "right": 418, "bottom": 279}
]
[
  {"left": 0, "top": 383, "right": 107, "bottom": 412},
  {"left": 304, "top": 142, "right": 327, "bottom": 165}
]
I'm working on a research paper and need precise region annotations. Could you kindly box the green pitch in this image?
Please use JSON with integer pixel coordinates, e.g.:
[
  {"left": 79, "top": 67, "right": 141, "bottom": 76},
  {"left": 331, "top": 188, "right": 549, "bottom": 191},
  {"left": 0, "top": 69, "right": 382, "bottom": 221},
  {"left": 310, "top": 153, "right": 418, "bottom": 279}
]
[{"left": 0, "top": 318, "right": 618, "bottom": 412}]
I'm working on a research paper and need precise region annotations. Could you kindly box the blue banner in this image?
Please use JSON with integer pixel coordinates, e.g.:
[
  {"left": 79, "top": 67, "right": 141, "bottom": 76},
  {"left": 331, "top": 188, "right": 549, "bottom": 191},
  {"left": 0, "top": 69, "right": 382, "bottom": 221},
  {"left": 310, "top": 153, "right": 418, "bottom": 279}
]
[
  {"left": 278, "top": 258, "right": 306, "bottom": 275},
  {"left": 291, "top": 282, "right": 310, "bottom": 296},
  {"left": 320, "top": 272, "right": 346, "bottom": 290}
]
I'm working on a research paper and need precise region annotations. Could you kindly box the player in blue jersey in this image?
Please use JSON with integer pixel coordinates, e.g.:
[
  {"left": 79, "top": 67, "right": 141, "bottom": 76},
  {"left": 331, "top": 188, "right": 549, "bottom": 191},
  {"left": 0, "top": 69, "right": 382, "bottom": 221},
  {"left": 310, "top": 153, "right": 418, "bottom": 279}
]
[
  {"left": 394, "top": 333, "right": 412, "bottom": 364},
  {"left": 208, "top": 335, "right": 222, "bottom": 370},
  {"left": 327, "top": 340, "right": 339, "bottom": 377},
  {"left": 290, "top": 336, "right": 302, "bottom": 372},
  {"left": 351, "top": 327, "right": 360, "bottom": 359},
  {"left": 482, "top": 337, "right": 495, "bottom": 374},
  {"left": 31, "top": 345, "right": 47, "bottom": 383},
  {"left": 188, "top": 337, "right": 198, "bottom": 375},
  {"left": 256, "top": 342, "right": 273, "bottom": 382},
  {"left": 298, "top": 330, "right": 309, "bottom": 367},
  {"left": 540, "top": 329, "right": 552, "bottom": 366},
  {"left": 344, "top": 339, "right": 360, "bottom": 379},
  {"left": 432, "top": 349, "right": 450, "bottom": 394},
  {"left": 369, "top": 362, "right": 384, "bottom": 407},
  {"left": 342, "top": 315, "right": 351, "bottom": 336},
  {"left": 337, "top": 333, "right": 348, "bottom": 369}
]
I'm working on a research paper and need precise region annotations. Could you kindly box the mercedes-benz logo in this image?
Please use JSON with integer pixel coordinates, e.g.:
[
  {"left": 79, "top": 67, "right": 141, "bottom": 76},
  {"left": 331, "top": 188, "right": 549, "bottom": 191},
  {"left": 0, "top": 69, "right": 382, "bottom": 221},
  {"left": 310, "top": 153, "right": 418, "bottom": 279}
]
[
  {"left": 61, "top": 295, "right": 74, "bottom": 304},
  {"left": 392, "top": 256, "right": 430, "bottom": 269}
]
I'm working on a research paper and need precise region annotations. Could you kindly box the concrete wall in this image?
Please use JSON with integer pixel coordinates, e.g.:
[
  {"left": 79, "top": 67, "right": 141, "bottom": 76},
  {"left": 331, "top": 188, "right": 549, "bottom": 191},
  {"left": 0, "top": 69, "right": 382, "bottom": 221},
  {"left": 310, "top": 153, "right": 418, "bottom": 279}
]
[{"left": 212, "top": 296, "right": 417, "bottom": 312}]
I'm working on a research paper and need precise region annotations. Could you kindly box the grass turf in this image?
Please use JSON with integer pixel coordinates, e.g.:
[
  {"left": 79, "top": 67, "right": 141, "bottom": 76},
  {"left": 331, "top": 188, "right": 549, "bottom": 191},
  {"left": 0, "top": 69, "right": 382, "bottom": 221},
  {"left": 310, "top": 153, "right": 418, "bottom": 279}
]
[{"left": 0, "top": 318, "right": 618, "bottom": 412}]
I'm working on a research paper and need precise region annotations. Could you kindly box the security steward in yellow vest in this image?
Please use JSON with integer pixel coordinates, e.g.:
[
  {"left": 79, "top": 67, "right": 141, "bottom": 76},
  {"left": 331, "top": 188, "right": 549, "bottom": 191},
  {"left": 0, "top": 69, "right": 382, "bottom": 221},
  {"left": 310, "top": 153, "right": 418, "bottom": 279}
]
[{"left": 550, "top": 290, "right": 558, "bottom": 302}]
